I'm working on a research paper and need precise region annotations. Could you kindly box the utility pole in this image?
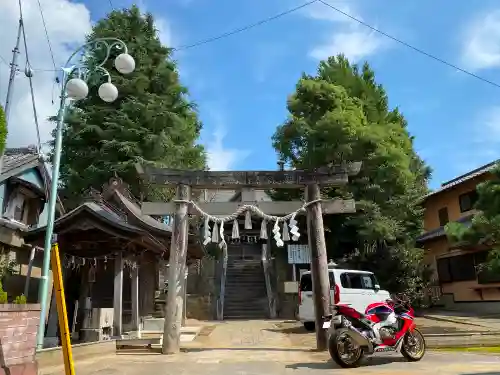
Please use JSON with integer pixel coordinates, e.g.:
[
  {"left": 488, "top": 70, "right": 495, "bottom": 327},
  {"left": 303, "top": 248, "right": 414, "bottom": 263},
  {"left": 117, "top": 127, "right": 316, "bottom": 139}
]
[
  {"left": 306, "top": 183, "right": 331, "bottom": 351},
  {"left": 0, "top": 19, "right": 22, "bottom": 174}
]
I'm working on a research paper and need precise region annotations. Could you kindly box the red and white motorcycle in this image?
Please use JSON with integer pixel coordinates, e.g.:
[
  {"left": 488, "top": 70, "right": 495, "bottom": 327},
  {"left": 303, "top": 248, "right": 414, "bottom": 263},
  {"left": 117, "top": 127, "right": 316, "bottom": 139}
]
[{"left": 322, "top": 295, "right": 426, "bottom": 368}]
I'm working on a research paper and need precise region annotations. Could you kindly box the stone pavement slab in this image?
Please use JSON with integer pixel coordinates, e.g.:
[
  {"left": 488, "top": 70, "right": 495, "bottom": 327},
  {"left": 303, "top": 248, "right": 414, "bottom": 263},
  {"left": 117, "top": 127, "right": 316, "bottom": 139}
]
[{"left": 422, "top": 312, "right": 500, "bottom": 331}]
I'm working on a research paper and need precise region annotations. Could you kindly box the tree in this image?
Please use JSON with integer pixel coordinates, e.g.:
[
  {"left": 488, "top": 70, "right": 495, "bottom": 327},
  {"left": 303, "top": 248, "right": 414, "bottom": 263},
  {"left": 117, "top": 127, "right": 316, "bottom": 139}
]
[
  {"left": 446, "top": 164, "right": 500, "bottom": 273},
  {"left": 53, "top": 6, "right": 206, "bottom": 205},
  {"left": 272, "top": 55, "right": 431, "bottom": 303},
  {"left": 0, "top": 105, "right": 7, "bottom": 156}
]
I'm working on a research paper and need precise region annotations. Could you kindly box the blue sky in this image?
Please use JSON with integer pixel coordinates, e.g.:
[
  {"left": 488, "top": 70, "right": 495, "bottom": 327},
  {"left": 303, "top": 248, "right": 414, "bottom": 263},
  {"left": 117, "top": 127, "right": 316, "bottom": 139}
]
[{"left": 3, "top": 0, "right": 500, "bottom": 190}]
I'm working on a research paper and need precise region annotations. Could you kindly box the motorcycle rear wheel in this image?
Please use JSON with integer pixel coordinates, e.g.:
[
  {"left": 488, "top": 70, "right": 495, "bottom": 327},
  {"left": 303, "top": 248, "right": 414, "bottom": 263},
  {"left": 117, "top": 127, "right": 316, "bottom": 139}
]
[
  {"left": 401, "top": 328, "right": 426, "bottom": 361},
  {"left": 328, "top": 328, "right": 364, "bottom": 368}
]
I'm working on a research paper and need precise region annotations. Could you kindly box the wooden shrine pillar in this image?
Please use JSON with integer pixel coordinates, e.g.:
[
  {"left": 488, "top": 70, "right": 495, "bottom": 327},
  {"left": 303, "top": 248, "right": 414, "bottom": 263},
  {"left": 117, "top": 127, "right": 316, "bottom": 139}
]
[
  {"left": 306, "top": 183, "right": 331, "bottom": 351},
  {"left": 162, "top": 184, "right": 191, "bottom": 354},
  {"left": 131, "top": 259, "right": 140, "bottom": 332},
  {"left": 139, "top": 254, "right": 157, "bottom": 318},
  {"left": 113, "top": 252, "right": 124, "bottom": 337}
]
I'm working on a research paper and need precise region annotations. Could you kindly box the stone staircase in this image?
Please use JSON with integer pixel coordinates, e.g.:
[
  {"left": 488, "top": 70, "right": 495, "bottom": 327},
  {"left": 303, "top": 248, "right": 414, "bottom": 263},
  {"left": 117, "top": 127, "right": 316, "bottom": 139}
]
[{"left": 223, "top": 245, "right": 269, "bottom": 319}]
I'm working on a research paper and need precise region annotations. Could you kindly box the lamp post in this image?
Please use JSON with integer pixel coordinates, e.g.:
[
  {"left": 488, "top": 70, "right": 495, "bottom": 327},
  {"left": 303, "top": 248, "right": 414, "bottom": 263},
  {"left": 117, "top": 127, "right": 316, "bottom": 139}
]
[{"left": 36, "top": 38, "right": 135, "bottom": 349}]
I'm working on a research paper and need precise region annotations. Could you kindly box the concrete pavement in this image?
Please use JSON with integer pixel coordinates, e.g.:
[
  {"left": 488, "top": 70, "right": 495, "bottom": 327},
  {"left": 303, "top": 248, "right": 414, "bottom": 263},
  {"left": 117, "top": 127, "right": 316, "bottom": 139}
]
[
  {"left": 40, "top": 351, "right": 500, "bottom": 375},
  {"left": 39, "top": 320, "right": 500, "bottom": 375}
]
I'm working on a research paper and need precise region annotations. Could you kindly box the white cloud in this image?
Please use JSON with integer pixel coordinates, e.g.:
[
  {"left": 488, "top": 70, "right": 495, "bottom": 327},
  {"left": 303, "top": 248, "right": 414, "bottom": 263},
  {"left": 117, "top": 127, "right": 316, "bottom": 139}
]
[
  {"left": 303, "top": 0, "right": 386, "bottom": 62},
  {"left": 155, "top": 18, "right": 173, "bottom": 47},
  {"left": 204, "top": 109, "right": 249, "bottom": 170},
  {"left": 137, "top": 0, "right": 173, "bottom": 47},
  {"left": 304, "top": 0, "right": 359, "bottom": 24},
  {"left": 309, "top": 28, "right": 385, "bottom": 62},
  {"left": 461, "top": 10, "right": 500, "bottom": 71},
  {"left": 0, "top": 0, "right": 91, "bottom": 148}
]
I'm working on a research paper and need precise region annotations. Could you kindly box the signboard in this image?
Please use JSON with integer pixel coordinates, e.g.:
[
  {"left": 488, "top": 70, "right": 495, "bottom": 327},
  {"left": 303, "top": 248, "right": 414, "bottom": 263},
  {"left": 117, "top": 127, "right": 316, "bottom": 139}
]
[{"left": 287, "top": 244, "right": 311, "bottom": 264}]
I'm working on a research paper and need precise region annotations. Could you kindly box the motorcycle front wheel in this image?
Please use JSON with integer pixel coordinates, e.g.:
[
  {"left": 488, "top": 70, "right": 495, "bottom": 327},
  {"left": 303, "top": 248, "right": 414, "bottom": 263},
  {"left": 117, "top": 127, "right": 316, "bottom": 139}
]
[
  {"left": 401, "top": 328, "right": 426, "bottom": 361},
  {"left": 328, "top": 328, "right": 364, "bottom": 368}
]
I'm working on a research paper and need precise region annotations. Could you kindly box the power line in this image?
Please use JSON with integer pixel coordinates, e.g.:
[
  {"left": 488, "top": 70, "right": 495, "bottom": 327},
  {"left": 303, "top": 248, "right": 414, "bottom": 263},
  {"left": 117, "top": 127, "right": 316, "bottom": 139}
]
[
  {"left": 19, "top": 0, "right": 500, "bottom": 90},
  {"left": 18, "top": 0, "right": 42, "bottom": 151},
  {"left": 108, "top": 0, "right": 114, "bottom": 10},
  {"left": 26, "top": 0, "right": 318, "bottom": 71},
  {"left": 318, "top": 0, "right": 500, "bottom": 90},
  {"left": 0, "top": 55, "right": 9, "bottom": 66},
  {"left": 35, "top": 0, "right": 57, "bottom": 72},
  {"left": 174, "top": 0, "right": 318, "bottom": 51}
]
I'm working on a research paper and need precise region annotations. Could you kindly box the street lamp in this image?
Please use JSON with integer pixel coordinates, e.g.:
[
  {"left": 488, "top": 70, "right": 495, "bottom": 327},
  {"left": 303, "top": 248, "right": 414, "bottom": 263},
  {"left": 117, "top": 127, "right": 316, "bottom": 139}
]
[{"left": 36, "top": 38, "right": 135, "bottom": 349}]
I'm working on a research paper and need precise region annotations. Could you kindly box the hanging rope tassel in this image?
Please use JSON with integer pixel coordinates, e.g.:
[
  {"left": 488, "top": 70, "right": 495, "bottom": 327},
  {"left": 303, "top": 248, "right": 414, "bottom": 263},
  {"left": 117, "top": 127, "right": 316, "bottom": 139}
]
[
  {"left": 231, "top": 219, "right": 240, "bottom": 239},
  {"left": 272, "top": 220, "right": 284, "bottom": 247},
  {"left": 244, "top": 209, "right": 252, "bottom": 229},
  {"left": 289, "top": 213, "right": 300, "bottom": 241},
  {"left": 219, "top": 221, "right": 227, "bottom": 249},
  {"left": 203, "top": 217, "right": 211, "bottom": 245},
  {"left": 260, "top": 219, "right": 268, "bottom": 240},
  {"left": 282, "top": 221, "right": 290, "bottom": 242},
  {"left": 211, "top": 222, "right": 219, "bottom": 243}
]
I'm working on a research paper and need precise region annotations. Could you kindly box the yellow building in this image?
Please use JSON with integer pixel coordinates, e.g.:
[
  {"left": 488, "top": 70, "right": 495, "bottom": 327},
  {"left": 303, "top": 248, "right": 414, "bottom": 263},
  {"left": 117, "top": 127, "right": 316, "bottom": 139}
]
[{"left": 418, "top": 160, "right": 500, "bottom": 313}]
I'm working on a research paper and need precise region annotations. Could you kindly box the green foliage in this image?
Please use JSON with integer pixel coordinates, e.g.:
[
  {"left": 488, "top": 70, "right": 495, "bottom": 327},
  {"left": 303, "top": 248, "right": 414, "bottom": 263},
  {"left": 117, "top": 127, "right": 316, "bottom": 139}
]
[
  {"left": 445, "top": 163, "right": 500, "bottom": 272},
  {"left": 272, "top": 55, "right": 431, "bottom": 304},
  {"left": 13, "top": 294, "right": 27, "bottom": 304},
  {"left": 0, "top": 282, "right": 26, "bottom": 304},
  {"left": 0, "top": 282, "right": 7, "bottom": 304},
  {"left": 0, "top": 105, "right": 7, "bottom": 156},
  {"left": 0, "top": 251, "right": 17, "bottom": 280},
  {"left": 52, "top": 6, "right": 206, "bottom": 205}
]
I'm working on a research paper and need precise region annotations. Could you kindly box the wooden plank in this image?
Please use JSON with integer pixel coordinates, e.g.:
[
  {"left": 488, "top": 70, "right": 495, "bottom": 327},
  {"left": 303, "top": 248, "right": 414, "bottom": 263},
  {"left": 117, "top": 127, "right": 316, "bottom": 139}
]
[
  {"left": 141, "top": 199, "right": 356, "bottom": 216},
  {"left": 136, "top": 164, "right": 356, "bottom": 188}
]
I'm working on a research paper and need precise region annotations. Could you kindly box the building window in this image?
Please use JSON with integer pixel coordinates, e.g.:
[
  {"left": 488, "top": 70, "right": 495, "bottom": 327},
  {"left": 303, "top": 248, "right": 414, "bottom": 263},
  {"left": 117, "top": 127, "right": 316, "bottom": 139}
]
[
  {"left": 474, "top": 251, "right": 500, "bottom": 284},
  {"left": 459, "top": 190, "right": 478, "bottom": 213},
  {"left": 4, "top": 192, "right": 27, "bottom": 222},
  {"left": 437, "top": 251, "right": 500, "bottom": 284},
  {"left": 438, "top": 207, "right": 449, "bottom": 226},
  {"left": 436, "top": 253, "right": 476, "bottom": 283}
]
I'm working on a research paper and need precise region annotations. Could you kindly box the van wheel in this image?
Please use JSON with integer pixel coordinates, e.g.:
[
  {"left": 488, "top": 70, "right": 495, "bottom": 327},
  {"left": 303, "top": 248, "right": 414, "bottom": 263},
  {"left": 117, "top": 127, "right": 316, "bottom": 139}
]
[{"left": 303, "top": 322, "right": 315, "bottom": 331}]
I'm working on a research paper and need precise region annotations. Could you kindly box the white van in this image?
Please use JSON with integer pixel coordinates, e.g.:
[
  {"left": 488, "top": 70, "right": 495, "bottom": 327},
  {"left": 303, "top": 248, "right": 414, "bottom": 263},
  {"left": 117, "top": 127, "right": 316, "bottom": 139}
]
[{"left": 298, "top": 268, "right": 391, "bottom": 331}]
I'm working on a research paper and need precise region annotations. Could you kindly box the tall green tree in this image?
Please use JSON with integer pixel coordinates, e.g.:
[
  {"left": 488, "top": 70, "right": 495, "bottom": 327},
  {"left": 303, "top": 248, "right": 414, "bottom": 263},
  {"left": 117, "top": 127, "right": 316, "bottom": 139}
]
[
  {"left": 273, "top": 55, "right": 431, "bottom": 302},
  {"left": 446, "top": 164, "right": 500, "bottom": 273},
  {"left": 53, "top": 6, "right": 205, "bottom": 205},
  {"left": 0, "top": 105, "right": 7, "bottom": 155}
]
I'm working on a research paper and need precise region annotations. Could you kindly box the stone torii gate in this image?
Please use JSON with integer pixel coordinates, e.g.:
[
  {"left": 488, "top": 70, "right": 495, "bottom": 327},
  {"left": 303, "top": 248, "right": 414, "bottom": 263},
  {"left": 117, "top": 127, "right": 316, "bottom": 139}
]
[{"left": 136, "top": 162, "right": 361, "bottom": 354}]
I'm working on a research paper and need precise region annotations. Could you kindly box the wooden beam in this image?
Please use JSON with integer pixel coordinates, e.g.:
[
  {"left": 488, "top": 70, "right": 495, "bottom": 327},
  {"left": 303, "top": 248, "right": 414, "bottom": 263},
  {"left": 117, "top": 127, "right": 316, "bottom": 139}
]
[
  {"left": 141, "top": 199, "right": 356, "bottom": 216},
  {"left": 162, "top": 184, "right": 190, "bottom": 355},
  {"left": 113, "top": 253, "right": 124, "bottom": 337},
  {"left": 306, "top": 183, "right": 330, "bottom": 352},
  {"left": 131, "top": 262, "right": 140, "bottom": 332},
  {"left": 135, "top": 164, "right": 362, "bottom": 188}
]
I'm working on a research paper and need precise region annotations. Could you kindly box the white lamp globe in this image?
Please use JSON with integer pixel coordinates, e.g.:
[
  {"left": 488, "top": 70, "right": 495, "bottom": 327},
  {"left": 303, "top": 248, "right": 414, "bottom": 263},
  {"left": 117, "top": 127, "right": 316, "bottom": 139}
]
[
  {"left": 114, "top": 53, "right": 135, "bottom": 74},
  {"left": 98, "top": 82, "right": 119, "bottom": 103},
  {"left": 66, "top": 78, "right": 88, "bottom": 100}
]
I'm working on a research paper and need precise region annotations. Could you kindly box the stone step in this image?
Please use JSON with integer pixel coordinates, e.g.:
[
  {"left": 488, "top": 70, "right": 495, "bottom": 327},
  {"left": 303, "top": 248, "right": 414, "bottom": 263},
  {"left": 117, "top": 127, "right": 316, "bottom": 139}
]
[
  {"left": 225, "top": 278, "right": 264, "bottom": 282},
  {"left": 224, "top": 313, "right": 269, "bottom": 319},
  {"left": 225, "top": 290, "right": 266, "bottom": 295}
]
